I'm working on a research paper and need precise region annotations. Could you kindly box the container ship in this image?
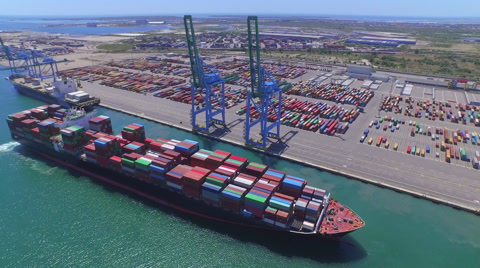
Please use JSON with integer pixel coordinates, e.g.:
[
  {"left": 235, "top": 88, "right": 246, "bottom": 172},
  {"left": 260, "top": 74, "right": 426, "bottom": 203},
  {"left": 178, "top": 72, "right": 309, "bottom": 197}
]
[
  {"left": 9, "top": 74, "right": 100, "bottom": 111},
  {"left": 6, "top": 104, "right": 365, "bottom": 237}
]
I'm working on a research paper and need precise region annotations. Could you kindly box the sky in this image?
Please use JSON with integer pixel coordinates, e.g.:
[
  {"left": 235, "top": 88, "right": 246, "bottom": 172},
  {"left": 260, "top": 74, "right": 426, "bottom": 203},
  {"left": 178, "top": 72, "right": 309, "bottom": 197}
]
[{"left": 0, "top": 0, "right": 479, "bottom": 18}]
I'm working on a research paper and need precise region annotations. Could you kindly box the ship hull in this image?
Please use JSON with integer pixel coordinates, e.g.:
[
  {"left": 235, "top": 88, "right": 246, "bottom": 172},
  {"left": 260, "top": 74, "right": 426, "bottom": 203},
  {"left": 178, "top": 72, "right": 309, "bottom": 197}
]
[
  {"left": 12, "top": 135, "right": 350, "bottom": 238},
  {"left": 10, "top": 75, "right": 100, "bottom": 111},
  {"left": 14, "top": 82, "right": 58, "bottom": 104}
]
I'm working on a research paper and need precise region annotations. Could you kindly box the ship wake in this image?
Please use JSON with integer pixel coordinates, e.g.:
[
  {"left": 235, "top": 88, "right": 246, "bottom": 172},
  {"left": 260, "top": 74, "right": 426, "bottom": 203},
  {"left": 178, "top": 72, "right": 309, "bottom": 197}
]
[{"left": 0, "top": 141, "right": 20, "bottom": 153}]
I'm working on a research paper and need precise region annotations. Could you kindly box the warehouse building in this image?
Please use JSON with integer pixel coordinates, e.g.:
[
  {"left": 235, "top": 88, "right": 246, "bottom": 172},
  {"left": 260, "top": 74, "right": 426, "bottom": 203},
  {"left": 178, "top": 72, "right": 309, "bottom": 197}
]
[
  {"left": 360, "top": 36, "right": 417, "bottom": 45},
  {"left": 346, "top": 64, "right": 390, "bottom": 82}
]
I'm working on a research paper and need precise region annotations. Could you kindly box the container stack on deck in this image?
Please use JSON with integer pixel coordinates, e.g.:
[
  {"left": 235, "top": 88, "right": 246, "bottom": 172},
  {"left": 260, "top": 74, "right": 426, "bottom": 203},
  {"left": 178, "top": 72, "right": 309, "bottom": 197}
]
[
  {"left": 221, "top": 184, "right": 248, "bottom": 212},
  {"left": 183, "top": 166, "right": 210, "bottom": 199},
  {"left": 8, "top": 106, "right": 358, "bottom": 233},
  {"left": 30, "top": 106, "right": 49, "bottom": 120},
  {"left": 232, "top": 173, "right": 256, "bottom": 189},
  {"left": 202, "top": 172, "right": 229, "bottom": 207},
  {"left": 61, "top": 126, "right": 87, "bottom": 154},
  {"left": 121, "top": 123, "right": 145, "bottom": 142},
  {"left": 37, "top": 119, "right": 61, "bottom": 143},
  {"left": 89, "top": 116, "right": 113, "bottom": 134},
  {"left": 245, "top": 162, "right": 268, "bottom": 179}
]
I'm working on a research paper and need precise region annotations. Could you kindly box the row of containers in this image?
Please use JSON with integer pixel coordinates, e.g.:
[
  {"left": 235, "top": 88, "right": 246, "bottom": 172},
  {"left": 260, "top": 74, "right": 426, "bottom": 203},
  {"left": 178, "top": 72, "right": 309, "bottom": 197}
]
[
  {"left": 107, "top": 59, "right": 191, "bottom": 77},
  {"left": 283, "top": 82, "right": 374, "bottom": 106},
  {"left": 440, "top": 145, "right": 480, "bottom": 168},
  {"left": 404, "top": 120, "right": 480, "bottom": 149},
  {"left": 217, "top": 62, "right": 307, "bottom": 85},
  {"left": 404, "top": 142, "right": 480, "bottom": 169},
  {"left": 59, "top": 65, "right": 186, "bottom": 93},
  {"left": 179, "top": 58, "right": 307, "bottom": 87},
  {"left": 237, "top": 96, "right": 359, "bottom": 134},
  {"left": 80, "top": 127, "right": 327, "bottom": 231},
  {"left": 365, "top": 117, "right": 480, "bottom": 169},
  {"left": 381, "top": 95, "right": 480, "bottom": 126},
  {"left": 7, "top": 105, "right": 72, "bottom": 144},
  {"left": 153, "top": 85, "right": 247, "bottom": 109},
  {"left": 7, "top": 106, "right": 329, "bottom": 231},
  {"left": 59, "top": 57, "right": 304, "bottom": 95}
]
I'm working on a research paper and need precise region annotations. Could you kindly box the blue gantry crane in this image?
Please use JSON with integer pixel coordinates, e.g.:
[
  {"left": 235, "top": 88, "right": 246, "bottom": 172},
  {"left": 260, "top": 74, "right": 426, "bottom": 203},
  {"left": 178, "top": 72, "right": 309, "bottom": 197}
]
[
  {"left": 184, "top": 15, "right": 226, "bottom": 133},
  {"left": 244, "top": 16, "right": 282, "bottom": 149},
  {"left": 0, "top": 37, "right": 35, "bottom": 76},
  {"left": 30, "top": 50, "right": 61, "bottom": 80},
  {"left": 0, "top": 37, "right": 67, "bottom": 80}
]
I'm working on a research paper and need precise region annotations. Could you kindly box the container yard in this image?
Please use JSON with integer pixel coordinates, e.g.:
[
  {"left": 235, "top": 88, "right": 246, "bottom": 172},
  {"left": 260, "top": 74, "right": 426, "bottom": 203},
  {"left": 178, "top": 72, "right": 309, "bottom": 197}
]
[
  {"left": 50, "top": 51, "right": 480, "bottom": 214},
  {"left": 237, "top": 96, "right": 359, "bottom": 134},
  {"left": 284, "top": 81, "right": 374, "bottom": 106},
  {"left": 154, "top": 84, "right": 247, "bottom": 109},
  {"left": 59, "top": 65, "right": 187, "bottom": 93}
]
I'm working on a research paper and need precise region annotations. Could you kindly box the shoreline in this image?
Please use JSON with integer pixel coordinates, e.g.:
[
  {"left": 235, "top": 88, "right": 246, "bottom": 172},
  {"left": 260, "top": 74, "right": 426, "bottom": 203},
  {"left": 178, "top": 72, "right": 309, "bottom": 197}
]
[{"left": 99, "top": 102, "right": 480, "bottom": 215}]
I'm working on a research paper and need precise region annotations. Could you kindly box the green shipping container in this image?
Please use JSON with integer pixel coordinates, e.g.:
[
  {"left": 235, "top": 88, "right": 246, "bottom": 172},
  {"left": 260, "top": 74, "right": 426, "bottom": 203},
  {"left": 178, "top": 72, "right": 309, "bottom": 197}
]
[
  {"left": 206, "top": 176, "right": 225, "bottom": 188},
  {"left": 245, "top": 193, "right": 267, "bottom": 206},
  {"left": 121, "top": 158, "right": 135, "bottom": 166},
  {"left": 269, "top": 199, "right": 290, "bottom": 211},
  {"left": 135, "top": 158, "right": 151, "bottom": 167},
  {"left": 249, "top": 162, "right": 266, "bottom": 169}
]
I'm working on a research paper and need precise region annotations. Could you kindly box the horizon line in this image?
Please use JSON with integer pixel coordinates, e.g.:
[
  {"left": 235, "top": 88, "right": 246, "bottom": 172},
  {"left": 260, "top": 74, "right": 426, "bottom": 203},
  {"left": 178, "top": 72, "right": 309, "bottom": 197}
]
[{"left": 1, "top": 13, "right": 480, "bottom": 19}]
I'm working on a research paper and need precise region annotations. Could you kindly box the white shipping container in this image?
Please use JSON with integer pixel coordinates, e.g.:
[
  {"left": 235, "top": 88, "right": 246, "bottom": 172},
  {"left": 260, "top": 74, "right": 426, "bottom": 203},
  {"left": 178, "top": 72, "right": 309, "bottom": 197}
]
[{"left": 302, "top": 221, "right": 315, "bottom": 231}]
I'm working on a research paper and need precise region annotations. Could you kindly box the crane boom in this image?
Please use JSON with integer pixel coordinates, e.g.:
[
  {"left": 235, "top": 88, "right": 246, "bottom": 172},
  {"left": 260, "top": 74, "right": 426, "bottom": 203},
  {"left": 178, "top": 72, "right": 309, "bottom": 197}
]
[{"left": 184, "top": 15, "right": 204, "bottom": 89}]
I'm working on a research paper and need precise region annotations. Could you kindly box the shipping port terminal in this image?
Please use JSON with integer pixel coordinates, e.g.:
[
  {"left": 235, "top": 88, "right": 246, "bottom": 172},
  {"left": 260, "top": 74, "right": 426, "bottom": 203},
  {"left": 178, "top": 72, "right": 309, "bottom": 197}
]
[
  {"left": 2, "top": 29, "right": 480, "bottom": 214},
  {"left": 54, "top": 57, "right": 480, "bottom": 214}
]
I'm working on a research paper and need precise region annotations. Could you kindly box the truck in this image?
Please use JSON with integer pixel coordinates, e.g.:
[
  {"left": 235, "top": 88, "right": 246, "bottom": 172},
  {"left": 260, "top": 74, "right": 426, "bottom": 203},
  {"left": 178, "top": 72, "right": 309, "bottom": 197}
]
[{"left": 376, "top": 136, "right": 383, "bottom": 147}]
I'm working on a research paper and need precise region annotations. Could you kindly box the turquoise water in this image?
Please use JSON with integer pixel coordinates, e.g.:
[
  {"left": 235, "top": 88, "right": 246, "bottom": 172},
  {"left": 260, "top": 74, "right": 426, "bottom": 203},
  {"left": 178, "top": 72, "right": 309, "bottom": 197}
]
[{"left": 1, "top": 70, "right": 480, "bottom": 267}]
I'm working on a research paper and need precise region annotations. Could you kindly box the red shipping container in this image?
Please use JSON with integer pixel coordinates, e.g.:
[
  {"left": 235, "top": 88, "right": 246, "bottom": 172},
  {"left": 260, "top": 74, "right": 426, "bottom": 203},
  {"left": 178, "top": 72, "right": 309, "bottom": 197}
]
[
  {"left": 276, "top": 210, "right": 289, "bottom": 224},
  {"left": 214, "top": 150, "right": 231, "bottom": 158}
]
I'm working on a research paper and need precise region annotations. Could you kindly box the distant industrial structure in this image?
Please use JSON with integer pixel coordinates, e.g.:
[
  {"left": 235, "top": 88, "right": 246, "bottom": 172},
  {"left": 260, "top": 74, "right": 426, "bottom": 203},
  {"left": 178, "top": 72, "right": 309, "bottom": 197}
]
[
  {"left": 359, "top": 36, "right": 416, "bottom": 44},
  {"left": 346, "top": 64, "right": 389, "bottom": 82},
  {"left": 461, "top": 37, "right": 480, "bottom": 42},
  {"left": 346, "top": 36, "right": 416, "bottom": 47}
]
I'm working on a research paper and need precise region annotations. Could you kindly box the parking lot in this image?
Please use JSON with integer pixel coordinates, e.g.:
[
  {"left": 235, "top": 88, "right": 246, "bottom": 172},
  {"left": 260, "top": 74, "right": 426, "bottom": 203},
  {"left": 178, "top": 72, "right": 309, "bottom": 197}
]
[
  {"left": 385, "top": 83, "right": 471, "bottom": 104},
  {"left": 359, "top": 116, "right": 480, "bottom": 170}
]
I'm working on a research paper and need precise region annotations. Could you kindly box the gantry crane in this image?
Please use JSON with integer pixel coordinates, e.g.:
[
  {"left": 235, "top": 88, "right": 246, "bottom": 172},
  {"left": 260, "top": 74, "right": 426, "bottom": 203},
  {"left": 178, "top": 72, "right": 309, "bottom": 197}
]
[
  {"left": 30, "top": 50, "right": 61, "bottom": 80},
  {"left": 0, "top": 37, "right": 35, "bottom": 77},
  {"left": 184, "top": 15, "right": 226, "bottom": 133},
  {"left": 244, "top": 16, "right": 282, "bottom": 149},
  {"left": 0, "top": 37, "right": 67, "bottom": 80}
]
